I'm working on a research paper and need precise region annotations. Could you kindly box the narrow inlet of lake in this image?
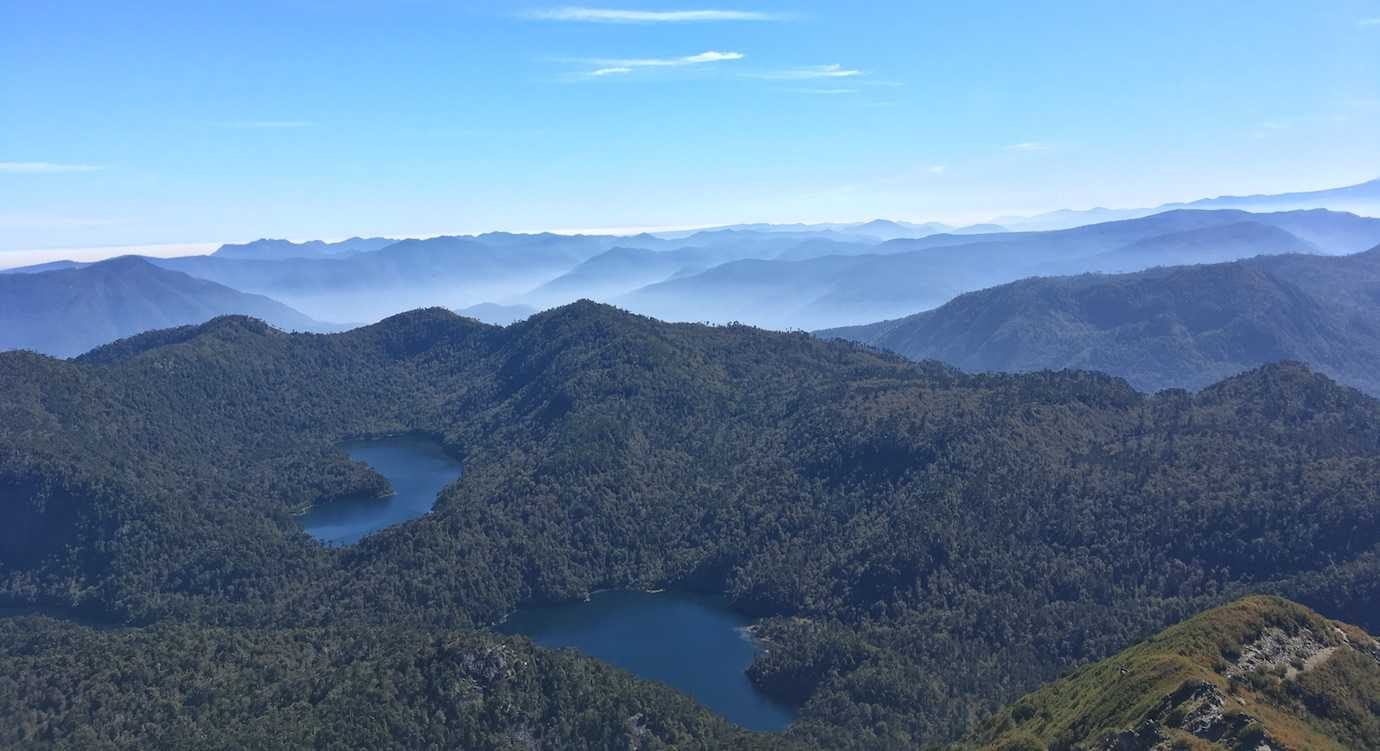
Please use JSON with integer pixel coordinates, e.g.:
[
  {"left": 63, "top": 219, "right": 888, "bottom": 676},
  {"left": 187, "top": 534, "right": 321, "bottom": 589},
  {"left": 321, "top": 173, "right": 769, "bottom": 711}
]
[
  {"left": 298, "top": 435, "right": 462, "bottom": 545},
  {"left": 498, "top": 590, "right": 797, "bottom": 731}
]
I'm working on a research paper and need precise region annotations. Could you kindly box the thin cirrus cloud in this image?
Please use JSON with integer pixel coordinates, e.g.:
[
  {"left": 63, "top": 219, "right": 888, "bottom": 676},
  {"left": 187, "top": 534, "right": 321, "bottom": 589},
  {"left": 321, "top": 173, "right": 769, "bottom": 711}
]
[
  {"left": 574, "top": 50, "right": 745, "bottom": 76},
  {"left": 527, "top": 7, "right": 784, "bottom": 22},
  {"left": 750, "top": 63, "right": 863, "bottom": 80},
  {"left": 591, "top": 51, "right": 744, "bottom": 67},
  {"left": 1359, "top": 17, "right": 1380, "bottom": 26},
  {"left": 0, "top": 161, "right": 106, "bottom": 174}
]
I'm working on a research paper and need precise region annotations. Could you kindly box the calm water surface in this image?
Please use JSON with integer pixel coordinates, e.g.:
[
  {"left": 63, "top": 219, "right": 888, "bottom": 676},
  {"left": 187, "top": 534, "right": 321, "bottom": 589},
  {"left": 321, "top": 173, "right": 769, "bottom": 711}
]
[
  {"left": 299, "top": 439, "right": 792, "bottom": 730},
  {"left": 498, "top": 590, "right": 797, "bottom": 731},
  {"left": 298, "top": 435, "right": 462, "bottom": 545}
]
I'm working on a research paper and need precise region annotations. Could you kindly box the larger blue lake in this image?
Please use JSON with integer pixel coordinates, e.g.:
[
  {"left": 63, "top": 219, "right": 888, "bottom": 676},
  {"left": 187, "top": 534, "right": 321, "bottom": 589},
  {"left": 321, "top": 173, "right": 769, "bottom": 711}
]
[
  {"left": 498, "top": 590, "right": 797, "bottom": 731},
  {"left": 298, "top": 435, "right": 462, "bottom": 545}
]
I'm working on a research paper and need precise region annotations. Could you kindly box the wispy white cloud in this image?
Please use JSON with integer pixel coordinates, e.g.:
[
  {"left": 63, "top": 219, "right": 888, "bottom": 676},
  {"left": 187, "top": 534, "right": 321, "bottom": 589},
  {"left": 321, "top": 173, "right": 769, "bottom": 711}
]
[
  {"left": 751, "top": 63, "right": 863, "bottom": 80},
  {"left": 1007, "top": 142, "right": 1052, "bottom": 152},
  {"left": 0, "top": 161, "right": 106, "bottom": 174},
  {"left": 571, "top": 50, "right": 744, "bottom": 77},
  {"left": 927, "top": 165, "right": 947, "bottom": 175},
  {"left": 1359, "top": 17, "right": 1380, "bottom": 26},
  {"left": 784, "top": 87, "right": 859, "bottom": 95},
  {"left": 588, "top": 50, "right": 744, "bottom": 67},
  {"left": 216, "top": 120, "right": 311, "bottom": 129},
  {"left": 527, "top": 7, "right": 783, "bottom": 22}
]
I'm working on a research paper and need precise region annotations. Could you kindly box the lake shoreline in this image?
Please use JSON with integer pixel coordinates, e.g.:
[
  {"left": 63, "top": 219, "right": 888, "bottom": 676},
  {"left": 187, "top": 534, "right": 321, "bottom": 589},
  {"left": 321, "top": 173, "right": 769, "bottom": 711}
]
[{"left": 296, "top": 434, "right": 462, "bottom": 546}]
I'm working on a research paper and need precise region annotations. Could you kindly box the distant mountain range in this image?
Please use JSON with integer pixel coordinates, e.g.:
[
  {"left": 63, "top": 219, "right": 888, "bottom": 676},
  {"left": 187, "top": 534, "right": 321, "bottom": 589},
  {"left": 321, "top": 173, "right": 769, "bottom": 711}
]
[
  {"left": 619, "top": 208, "right": 1380, "bottom": 330},
  {"left": 0, "top": 256, "right": 326, "bottom": 358},
  {"left": 821, "top": 244, "right": 1380, "bottom": 394},
  {"left": 454, "top": 302, "right": 536, "bottom": 326},
  {"left": 151, "top": 235, "right": 599, "bottom": 321},
  {"left": 212, "top": 236, "right": 396, "bottom": 260},
  {"left": 994, "top": 176, "right": 1380, "bottom": 231},
  {"left": 653, "top": 218, "right": 1003, "bottom": 241},
  {"left": 524, "top": 235, "right": 871, "bottom": 308},
  {"left": 3, "top": 177, "right": 1377, "bottom": 336}
]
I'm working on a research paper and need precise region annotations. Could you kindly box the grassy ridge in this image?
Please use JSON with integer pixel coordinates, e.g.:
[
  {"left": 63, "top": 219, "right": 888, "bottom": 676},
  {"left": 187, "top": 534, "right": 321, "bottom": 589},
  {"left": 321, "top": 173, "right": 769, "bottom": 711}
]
[{"left": 971, "top": 596, "right": 1380, "bottom": 750}]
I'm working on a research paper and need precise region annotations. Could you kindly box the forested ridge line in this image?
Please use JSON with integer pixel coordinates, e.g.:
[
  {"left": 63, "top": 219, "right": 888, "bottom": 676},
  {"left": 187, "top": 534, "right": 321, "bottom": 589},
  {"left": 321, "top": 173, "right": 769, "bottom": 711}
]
[{"left": 2, "top": 301, "right": 1378, "bottom": 748}]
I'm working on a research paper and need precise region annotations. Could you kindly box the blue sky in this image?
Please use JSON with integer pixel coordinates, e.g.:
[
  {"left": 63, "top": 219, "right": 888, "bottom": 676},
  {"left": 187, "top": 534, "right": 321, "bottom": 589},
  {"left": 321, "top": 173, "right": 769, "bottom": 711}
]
[{"left": 2, "top": 0, "right": 1379, "bottom": 254}]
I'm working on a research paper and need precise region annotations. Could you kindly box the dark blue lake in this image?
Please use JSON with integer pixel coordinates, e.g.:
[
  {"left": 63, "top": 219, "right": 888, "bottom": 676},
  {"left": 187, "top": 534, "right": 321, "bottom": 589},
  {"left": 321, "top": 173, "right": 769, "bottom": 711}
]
[
  {"left": 300, "top": 438, "right": 793, "bottom": 729},
  {"left": 498, "top": 590, "right": 797, "bottom": 731},
  {"left": 298, "top": 435, "right": 462, "bottom": 545}
]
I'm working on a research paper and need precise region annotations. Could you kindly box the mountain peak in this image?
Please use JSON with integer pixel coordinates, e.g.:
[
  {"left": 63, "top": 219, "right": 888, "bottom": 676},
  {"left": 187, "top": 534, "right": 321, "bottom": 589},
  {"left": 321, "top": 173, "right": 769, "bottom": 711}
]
[
  {"left": 0, "top": 256, "right": 322, "bottom": 358},
  {"left": 87, "top": 255, "right": 158, "bottom": 272}
]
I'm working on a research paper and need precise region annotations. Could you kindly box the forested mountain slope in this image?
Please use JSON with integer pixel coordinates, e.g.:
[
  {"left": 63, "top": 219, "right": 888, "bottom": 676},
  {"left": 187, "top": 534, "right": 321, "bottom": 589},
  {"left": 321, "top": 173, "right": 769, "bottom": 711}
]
[
  {"left": 0, "top": 616, "right": 785, "bottom": 751},
  {"left": 2, "top": 303, "right": 1378, "bottom": 747},
  {"left": 0, "top": 256, "right": 325, "bottom": 358},
  {"left": 969, "top": 596, "right": 1380, "bottom": 751},
  {"left": 820, "top": 247, "right": 1380, "bottom": 394}
]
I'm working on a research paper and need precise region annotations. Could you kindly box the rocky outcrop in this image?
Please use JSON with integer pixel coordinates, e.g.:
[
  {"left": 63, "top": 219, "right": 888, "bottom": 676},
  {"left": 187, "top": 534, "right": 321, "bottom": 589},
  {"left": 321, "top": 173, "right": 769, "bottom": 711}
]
[
  {"left": 1226, "top": 626, "right": 1333, "bottom": 681},
  {"left": 1100, "top": 681, "right": 1281, "bottom": 751}
]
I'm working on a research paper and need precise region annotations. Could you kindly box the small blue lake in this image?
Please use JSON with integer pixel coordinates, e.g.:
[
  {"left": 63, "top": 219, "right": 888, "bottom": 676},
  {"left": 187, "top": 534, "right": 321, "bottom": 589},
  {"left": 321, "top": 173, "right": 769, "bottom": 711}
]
[
  {"left": 498, "top": 590, "right": 797, "bottom": 731},
  {"left": 298, "top": 435, "right": 462, "bottom": 545}
]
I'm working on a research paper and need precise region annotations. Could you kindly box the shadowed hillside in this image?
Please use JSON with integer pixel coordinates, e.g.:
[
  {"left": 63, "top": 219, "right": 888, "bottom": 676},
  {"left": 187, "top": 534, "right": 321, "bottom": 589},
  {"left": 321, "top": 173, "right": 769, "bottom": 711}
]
[
  {"left": 0, "top": 256, "right": 326, "bottom": 358},
  {"left": 821, "top": 246, "right": 1380, "bottom": 395}
]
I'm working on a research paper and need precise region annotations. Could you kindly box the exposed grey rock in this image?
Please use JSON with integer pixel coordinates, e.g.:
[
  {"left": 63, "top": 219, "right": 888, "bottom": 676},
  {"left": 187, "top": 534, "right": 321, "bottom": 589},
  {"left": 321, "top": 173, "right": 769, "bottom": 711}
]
[{"left": 1227, "top": 626, "right": 1332, "bottom": 681}]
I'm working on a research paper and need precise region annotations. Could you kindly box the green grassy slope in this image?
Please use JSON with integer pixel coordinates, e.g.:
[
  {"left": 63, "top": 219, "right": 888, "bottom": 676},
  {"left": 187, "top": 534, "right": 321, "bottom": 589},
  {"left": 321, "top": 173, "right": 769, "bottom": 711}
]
[{"left": 970, "top": 596, "right": 1380, "bottom": 751}]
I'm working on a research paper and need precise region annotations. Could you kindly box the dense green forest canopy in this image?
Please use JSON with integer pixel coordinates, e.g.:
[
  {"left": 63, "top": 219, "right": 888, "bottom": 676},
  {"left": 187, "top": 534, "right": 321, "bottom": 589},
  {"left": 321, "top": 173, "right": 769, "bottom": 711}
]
[
  {"left": 820, "top": 245, "right": 1380, "bottom": 395},
  {"left": 2, "top": 302, "right": 1379, "bottom": 748},
  {"left": 0, "top": 615, "right": 790, "bottom": 751}
]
